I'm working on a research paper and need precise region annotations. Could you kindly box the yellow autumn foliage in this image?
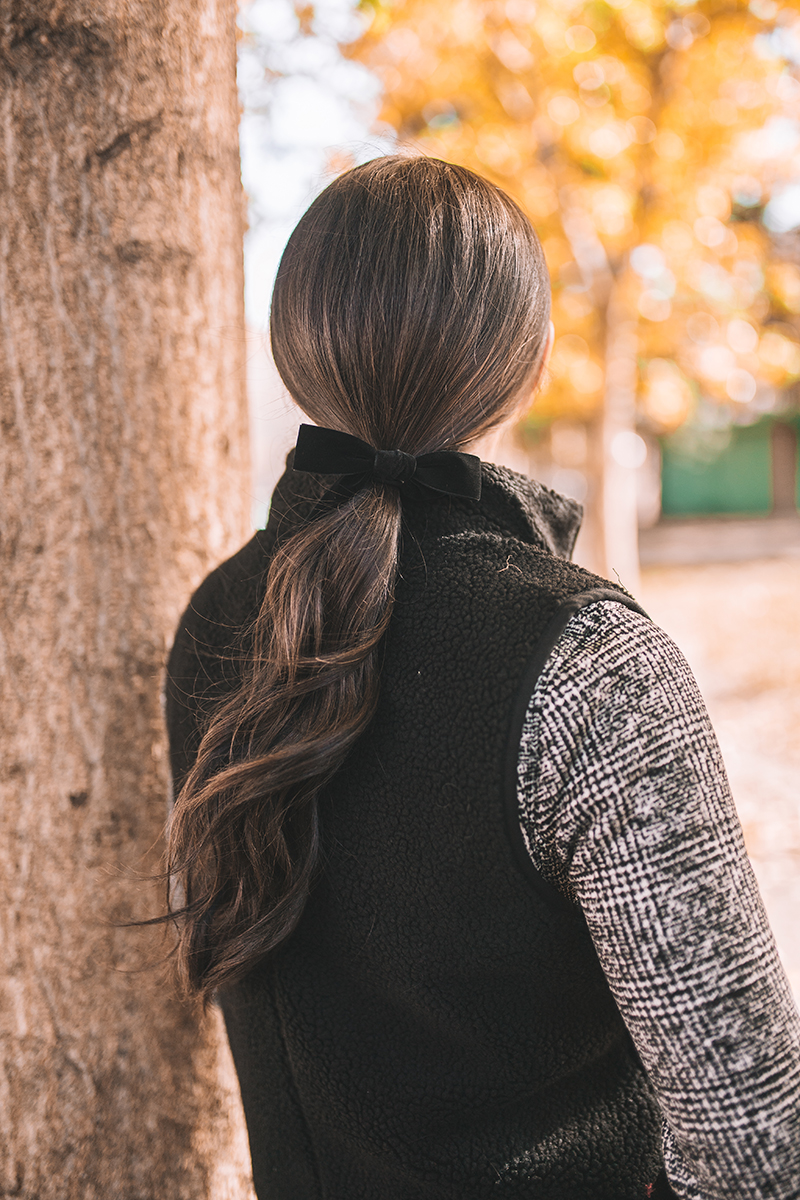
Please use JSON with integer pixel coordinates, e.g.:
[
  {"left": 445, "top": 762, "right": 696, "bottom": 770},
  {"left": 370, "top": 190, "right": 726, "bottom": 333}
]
[{"left": 349, "top": 0, "right": 800, "bottom": 433}]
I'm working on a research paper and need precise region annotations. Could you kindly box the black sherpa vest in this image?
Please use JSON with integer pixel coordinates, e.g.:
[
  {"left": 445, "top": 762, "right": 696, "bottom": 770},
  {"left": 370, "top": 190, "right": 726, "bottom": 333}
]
[{"left": 166, "top": 463, "right": 665, "bottom": 1200}]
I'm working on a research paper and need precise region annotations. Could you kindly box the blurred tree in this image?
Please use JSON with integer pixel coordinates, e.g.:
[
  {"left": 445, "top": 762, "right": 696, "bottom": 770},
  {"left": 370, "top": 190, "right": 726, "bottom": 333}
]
[
  {"left": 350, "top": 0, "right": 800, "bottom": 582},
  {"left": 0, "top": 2, "right": 253, "bottom": 1197}
]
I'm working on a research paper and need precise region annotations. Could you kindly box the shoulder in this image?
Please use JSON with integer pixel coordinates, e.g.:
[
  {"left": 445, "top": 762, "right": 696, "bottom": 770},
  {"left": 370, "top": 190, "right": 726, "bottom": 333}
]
[
  {"left": 426, "top": 534, "right": 640, "bottom": 633},
  {"left": 546, "top": 597, "right": 661, "bottom": 665},
  {"left": 164, "top": 459, "right": 328, "bottom": 790},
  {"left": 519, "top": 597, "right": 708, "bottom": 832},
  {"left": 537, "top": 598, "right": 695, "bottom": 708},
  {"left": 182, "top": 531, "right": 271, "bottom": 642},
  {"left": 164, "top": 531, "right": 270, "bottom": 791},
  {"left": 169, "top": 530, "right": 270, "bottom": 675},
  {"left": 517, "top": 598, "right": 719, "bottom": 898},
  {"left": 172, "top": 456, "right": 329, "bottom": 667},
  {"left": 522, "top": 598, "right": 724, "bottom": 850}
]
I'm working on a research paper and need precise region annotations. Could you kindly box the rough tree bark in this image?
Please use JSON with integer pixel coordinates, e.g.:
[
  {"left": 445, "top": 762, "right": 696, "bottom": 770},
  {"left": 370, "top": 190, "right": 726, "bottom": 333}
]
[{"left": 0, "top": 3, "right": 255, "bottom": 1196}]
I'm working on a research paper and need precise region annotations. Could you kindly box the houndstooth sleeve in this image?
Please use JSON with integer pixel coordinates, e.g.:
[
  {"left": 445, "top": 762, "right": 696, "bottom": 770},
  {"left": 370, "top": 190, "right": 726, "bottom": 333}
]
[{"left": 517, "top": 600, "right": 800, "bottom": 1200}]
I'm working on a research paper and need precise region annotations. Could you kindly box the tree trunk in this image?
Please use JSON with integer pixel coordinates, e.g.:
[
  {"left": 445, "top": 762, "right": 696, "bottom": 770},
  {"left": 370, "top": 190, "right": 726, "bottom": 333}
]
[{"left": 0, "top": 3, "right": 254, "bottom": 1196}]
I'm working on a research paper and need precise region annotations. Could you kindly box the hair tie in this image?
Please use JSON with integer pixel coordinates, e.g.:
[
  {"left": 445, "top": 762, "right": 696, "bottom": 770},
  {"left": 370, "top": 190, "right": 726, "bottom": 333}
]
[
  {"left": 292, "top": 425, "right": 482, "bottom": 501},
  {"left": 373, "top": 448, "right": 416, "bottom": 485}
]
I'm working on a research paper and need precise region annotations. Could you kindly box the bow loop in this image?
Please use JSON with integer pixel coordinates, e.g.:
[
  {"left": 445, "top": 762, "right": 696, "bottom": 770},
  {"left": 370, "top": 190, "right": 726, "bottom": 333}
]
[{"left": 292, "top": 425, "right": 482, "bottom": 501}]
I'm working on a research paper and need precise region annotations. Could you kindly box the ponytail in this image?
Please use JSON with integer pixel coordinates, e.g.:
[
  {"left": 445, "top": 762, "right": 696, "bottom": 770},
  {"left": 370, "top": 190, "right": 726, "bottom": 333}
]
[
  {"left": 168, "top": 485, "right": 401, "bottom": 997},
  {"left": 166, "top": 155, "right": 551, "bottom": 999}
]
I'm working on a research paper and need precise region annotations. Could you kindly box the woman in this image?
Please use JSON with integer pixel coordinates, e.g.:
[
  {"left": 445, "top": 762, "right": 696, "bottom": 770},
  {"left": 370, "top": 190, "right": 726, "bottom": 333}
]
[{"left": 165, "top": 156, "right": 800, "bottom": 1199}]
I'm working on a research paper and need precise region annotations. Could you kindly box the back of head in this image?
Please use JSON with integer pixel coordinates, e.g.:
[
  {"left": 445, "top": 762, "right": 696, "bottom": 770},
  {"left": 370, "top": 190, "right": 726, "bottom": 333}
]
[
  {"left": 167, "top": 157, "right": 552, "bottom": 1000},
  {"left": 271, "top": 155, "right": 551, "bottom": 451}
]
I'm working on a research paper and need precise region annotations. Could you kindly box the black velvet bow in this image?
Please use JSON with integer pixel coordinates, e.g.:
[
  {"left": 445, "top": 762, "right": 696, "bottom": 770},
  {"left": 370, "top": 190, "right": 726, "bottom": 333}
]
[{"left": 292, "top": 425, "right": 482, "bottom": 501}]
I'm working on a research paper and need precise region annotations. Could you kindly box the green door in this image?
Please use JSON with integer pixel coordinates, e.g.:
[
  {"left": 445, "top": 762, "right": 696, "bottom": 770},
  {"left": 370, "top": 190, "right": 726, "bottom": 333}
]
[{"left": 660, "top": 417, "right": 798, "bottom": 517}]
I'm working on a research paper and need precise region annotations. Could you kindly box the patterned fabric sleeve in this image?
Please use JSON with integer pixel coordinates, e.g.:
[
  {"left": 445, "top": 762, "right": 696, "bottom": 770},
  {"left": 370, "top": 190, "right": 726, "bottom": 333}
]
[{"left": 516, "top": 600, "right": 800, "bottom": 1200}]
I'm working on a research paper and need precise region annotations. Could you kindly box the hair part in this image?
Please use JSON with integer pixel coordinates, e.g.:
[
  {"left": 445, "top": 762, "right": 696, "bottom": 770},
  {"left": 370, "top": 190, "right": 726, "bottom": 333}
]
[{"left": 166, "top": 155, "right": 551, "bottom": 999}]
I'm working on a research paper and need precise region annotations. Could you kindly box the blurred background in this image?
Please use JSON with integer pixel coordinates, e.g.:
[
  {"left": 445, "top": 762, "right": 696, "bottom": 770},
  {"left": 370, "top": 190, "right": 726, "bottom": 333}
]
[{"left": 237, "top": 0, "right": 800, "bottom": 998}]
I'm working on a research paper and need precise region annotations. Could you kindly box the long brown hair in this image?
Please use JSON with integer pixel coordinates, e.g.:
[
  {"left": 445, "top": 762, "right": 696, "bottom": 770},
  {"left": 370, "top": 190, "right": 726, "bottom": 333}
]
[{"left": 167, "top": 156, "right": 551, "bottom": 999}]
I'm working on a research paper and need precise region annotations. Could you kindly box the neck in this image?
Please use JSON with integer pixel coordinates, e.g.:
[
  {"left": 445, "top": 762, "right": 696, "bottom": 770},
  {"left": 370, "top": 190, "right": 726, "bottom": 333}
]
[{"left": 465, "top": 421, "right": 514, "bottom": 466}]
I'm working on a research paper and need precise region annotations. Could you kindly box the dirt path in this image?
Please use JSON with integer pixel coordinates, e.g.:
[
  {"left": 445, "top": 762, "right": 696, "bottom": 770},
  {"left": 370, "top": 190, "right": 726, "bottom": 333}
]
[{"left": 641, "top": 558, "right": 800, "bottom": 1001}]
